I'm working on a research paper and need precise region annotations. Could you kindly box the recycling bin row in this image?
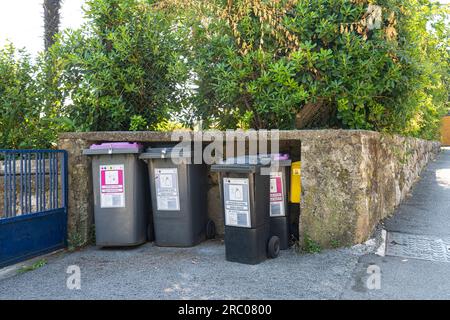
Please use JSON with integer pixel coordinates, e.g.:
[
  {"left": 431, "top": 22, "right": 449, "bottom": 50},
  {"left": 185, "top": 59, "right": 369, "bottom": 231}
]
[
  {"left": 211, "top": 154, "right": 299, "bottom": 264},
  {"left": 83, "top": 142, "right": 301, "bottom": 265},
  {"left": 83, "top": 142, "right": 214, "bottom": 248}
]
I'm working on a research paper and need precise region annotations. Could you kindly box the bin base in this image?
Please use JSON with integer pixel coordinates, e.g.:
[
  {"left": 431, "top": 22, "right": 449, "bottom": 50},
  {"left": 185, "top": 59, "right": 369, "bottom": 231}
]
[
  {"left": 153, "top": 221, "right": 206, "bottom": 247},
  {"left": 270, "top": 216, "right": 290, "bottom": 250},
  {"left": 224, "top": 224, "right": 270, "bottom": 265},
  {"left": 154, "top": 238, "right": 204, "bottom": 248},
  {"left": 96, "top": 239, "right": 147, "bottom": 247}
]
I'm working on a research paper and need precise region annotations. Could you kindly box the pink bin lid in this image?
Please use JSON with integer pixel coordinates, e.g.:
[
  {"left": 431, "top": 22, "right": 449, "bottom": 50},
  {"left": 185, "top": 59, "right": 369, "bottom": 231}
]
[
  {"left": 258, "top": 153, "right": 289, "bottom": 160},
  {"left": 89, "top": 142, "right": 143, "bottom": 150},
  {"left": 272, "top": 153, "right": 289, "bottom": 160}
]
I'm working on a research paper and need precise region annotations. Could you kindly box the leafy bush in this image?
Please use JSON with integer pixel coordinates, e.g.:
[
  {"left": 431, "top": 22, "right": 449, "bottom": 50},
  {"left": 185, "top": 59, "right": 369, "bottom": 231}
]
[
  {"left": 48, "top": 0, "right": 190, "bottom": 132},
  {"left": 0, "top": 44, "right": 65, "bottom": 149},
  {"left": 185, "top": 0, "right": 449, "bottom": 138},
  {"left": 0, "top": 0, "right": 448, "bottom": 149},
  {"left": 0, "top": 0, "right": 191, "bottom": 148}
]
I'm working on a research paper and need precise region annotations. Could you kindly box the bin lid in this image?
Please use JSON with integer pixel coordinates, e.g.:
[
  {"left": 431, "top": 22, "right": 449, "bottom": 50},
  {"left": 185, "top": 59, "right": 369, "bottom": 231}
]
[
  {"left": 268, "top": 153, "right": 289, "bottom": 161},
  {"left": 211, "top": 155, "right": 271, "bottom": 173},
  {"left": 211, "top": 154, "right": 291, "bottom": 173},
  {"left": 82, "top": 142, "right": 143, "bottom": 155},
  {"left": 139, "top": 146, "right": 192, "bottom": 160},
  {"left": 258, "top": 153, "right": 292, "bottom": 167}
]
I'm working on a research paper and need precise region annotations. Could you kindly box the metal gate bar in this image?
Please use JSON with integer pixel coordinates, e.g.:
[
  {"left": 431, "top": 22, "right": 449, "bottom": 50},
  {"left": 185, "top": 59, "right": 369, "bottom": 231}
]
[{"left": 0, "top": 150, "right": 68, "bottom": 268}]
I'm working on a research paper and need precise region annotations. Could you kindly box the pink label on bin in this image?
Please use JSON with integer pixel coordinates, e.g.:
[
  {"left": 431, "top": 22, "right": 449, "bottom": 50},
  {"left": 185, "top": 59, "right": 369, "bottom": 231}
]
[
  {"left": 269, "top": 172, "right": 285, "bottom": 217},
  {"left": 99, "top": 164, "right": 125, "bottom": 208},
  {"left": 270, "top": 175, "right": 283, "bottom": 202}
]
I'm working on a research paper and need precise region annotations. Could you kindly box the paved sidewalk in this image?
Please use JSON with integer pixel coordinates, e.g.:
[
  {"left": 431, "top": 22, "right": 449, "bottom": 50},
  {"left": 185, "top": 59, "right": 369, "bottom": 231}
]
[{"left": 342, "top": 147, "right": 450, "bottom": 299}]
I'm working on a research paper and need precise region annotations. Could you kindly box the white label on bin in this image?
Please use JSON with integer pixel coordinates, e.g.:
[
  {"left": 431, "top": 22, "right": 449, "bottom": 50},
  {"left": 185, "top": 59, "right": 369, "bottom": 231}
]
[
  {"left": 100, "top": 164, "right": 125, "bottom": 208},
  {"left": 223, "top": 178, "right": 251, "bottom": 228},
  {"left": 155, "top": 168, "right": 180, "bottom": 211},
  {"left": 269, "top": 172, "right": 285, "bottom": 217}
]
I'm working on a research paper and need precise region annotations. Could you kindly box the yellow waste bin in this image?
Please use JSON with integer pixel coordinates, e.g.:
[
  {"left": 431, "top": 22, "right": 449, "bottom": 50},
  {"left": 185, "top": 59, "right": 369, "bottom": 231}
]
[
  {"left": 290, "top": 161, "right": 301, "bottom": 203},
  {"left": 441, "top": 115, "right": 450, "bottom": 147}
]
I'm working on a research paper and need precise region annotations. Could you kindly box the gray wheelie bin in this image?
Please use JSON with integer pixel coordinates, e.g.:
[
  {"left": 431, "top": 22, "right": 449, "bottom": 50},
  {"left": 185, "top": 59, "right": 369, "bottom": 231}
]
[
  {"left": 211, "top": 156, "right": 280, "bottom": 265},
  {"left": 83, "top": 142, "right": 152, "bottom": 247},
  {"left": 140, "top": 146, "right": 215, "bottom": 247}
]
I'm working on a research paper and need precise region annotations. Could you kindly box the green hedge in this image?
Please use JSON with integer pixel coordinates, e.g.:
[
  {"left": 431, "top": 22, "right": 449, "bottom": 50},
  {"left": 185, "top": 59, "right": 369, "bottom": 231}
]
[
  {"left": 187, "top": 0, "right": 449, "bottom": 139},
  {"left": 0, "top": 0, "right": 448, "bottom": 149},
  {"left": 0, "top": 45, "right": 68, "bottom": 149}
]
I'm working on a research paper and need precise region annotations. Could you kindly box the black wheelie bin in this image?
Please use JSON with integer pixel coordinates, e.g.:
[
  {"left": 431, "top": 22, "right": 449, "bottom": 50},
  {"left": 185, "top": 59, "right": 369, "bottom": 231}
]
[
  {"left": 140, "top": 146, "right": 215, "bottom": 247},
  {"left": 211, "top": 156, "right": 280, "bottom": 264}
]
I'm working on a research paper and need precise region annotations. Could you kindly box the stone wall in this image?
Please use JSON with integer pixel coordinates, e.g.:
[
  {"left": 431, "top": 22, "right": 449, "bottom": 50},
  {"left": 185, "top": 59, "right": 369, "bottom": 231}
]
[
  {"left": 57, "top": 138, "right": 94, "bottom": 247},
  {"left": 58, "top": 130, "right": 440, "bottom": 248},
  {"left": 299, "top": 131, "right": 440, "bottom": 247}
]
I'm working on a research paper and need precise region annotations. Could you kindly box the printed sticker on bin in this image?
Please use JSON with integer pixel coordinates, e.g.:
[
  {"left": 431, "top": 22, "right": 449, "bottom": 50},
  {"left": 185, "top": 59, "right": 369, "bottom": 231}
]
[
  {"left": 269, "top": 172, "right": 285, "bottom": 217},
  {"left": 100, "top": 164, "right": 125, "bottom": 208},
  {"left": 155, "top": 168, "right": 180, "bottom": 211},
  {"left": 223, "top": 178, "right": 251, "bottom": 228}
]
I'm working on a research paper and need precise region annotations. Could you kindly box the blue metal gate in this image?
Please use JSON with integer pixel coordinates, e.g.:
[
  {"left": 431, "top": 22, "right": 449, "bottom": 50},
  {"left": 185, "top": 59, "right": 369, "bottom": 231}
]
[{"left": 0, "top": 150, "right": 68, "bottom": 268}]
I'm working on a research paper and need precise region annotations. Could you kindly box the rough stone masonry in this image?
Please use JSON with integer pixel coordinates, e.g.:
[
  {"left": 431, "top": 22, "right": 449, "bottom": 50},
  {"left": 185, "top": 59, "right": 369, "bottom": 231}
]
[{"left": 58, "top": 130, "right": 440, "bottom": 249}]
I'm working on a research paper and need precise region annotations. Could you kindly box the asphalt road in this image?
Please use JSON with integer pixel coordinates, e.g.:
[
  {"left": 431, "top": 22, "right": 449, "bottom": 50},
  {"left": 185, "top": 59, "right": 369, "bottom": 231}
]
[
  {"left": 0, "top": 239, "right": 371, "bottom": 300},
  {"left": 0, "top": 148, "right": 449, "bottom": 300}
]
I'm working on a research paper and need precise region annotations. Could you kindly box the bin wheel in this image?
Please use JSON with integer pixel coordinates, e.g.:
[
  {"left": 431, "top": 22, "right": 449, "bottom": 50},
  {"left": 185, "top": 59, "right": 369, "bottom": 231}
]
[
  {"left": 206, "top": 220, "right": 216, "bottom": 239},
  {"left": 267, "top": 236, "right": 280, "bottom": 259}
]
